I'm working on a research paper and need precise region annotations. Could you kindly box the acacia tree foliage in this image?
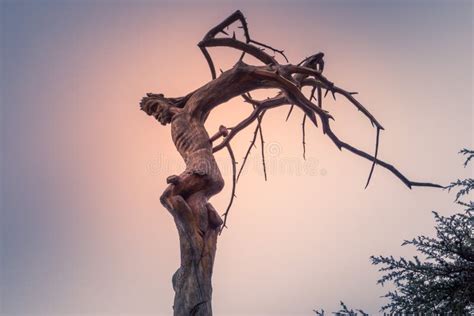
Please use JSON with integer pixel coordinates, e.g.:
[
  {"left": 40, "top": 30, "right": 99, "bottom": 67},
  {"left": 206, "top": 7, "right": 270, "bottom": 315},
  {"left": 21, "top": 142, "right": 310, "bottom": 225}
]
[
  {"left": 313, "top": 301, "right": 368, "bottom": 316},
  {"left": 370, "top": 149, "right": 474, "bottom": 314}
]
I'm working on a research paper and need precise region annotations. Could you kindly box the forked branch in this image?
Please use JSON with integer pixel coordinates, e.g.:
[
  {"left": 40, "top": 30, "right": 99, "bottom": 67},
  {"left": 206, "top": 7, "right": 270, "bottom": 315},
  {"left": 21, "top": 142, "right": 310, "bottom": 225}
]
[
  {"left": 141, "top": 11, "right": 445, "bottom": 315},
  {"left": 144, "top": 10, "right": 443, "bottom": 233}
]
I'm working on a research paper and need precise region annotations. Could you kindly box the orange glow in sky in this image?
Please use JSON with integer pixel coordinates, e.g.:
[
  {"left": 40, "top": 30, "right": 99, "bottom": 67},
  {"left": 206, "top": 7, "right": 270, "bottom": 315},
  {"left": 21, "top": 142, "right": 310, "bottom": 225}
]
[{"left": 1, "top": 1, "right": 472, "bottom": 315}]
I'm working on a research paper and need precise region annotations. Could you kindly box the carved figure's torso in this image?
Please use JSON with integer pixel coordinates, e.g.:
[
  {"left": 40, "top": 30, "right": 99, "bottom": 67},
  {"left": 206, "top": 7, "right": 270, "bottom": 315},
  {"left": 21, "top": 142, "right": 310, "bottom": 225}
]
[
  {"left": 170, "top": 111, "right": 224, "bottom": 199},
  {"left": 171, "top": 111, "right": 212, "bottom": 160}
]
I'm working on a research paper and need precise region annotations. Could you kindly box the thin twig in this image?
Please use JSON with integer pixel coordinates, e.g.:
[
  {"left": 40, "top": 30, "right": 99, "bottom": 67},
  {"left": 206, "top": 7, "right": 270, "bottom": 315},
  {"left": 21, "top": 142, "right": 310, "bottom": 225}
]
[
  {"left": 221, "top": 143, "right": 237, "bottom": 232},
  {"left": 258, "top": 114, "right": 267, "bottom": 181},
  {"left": 308, "top": 86, "right": 318, "bottom": 127},
  {"left": 302, "top": 114, "right": 307, "bottom": 160},
  {"left": 317, "top": 87, "right": 322, "bottom": 108},
  {"left": 237, "top": 109, "right": 264, "bottom": 181},
  {"left": 249, "top": 39, "right": 288, "bottom": 62},
  {"left": 365, "top": 127, "right": 381, "bottom": 188},
  {"left": 285, "top": 104, "right": 294, "bottom": 121}
]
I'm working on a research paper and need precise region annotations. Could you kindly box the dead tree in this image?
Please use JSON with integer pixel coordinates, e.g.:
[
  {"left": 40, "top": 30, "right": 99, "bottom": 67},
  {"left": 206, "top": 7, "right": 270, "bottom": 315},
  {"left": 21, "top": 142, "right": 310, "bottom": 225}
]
[{"left": 139, "top": 10, "right": 442, "bottom": 316}]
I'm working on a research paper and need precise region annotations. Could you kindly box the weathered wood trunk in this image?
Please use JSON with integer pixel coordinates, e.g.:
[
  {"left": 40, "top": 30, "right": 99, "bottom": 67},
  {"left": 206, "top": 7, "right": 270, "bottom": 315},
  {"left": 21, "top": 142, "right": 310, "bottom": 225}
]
[
  {"left": 157, "top": 110, "right": 225, "bottom": 316},
  {"left": 162, "top": 192, "right": 221, "bottom": 315},
  {"left": 141, "top": 63, "right": 275, "bottom": 315}
]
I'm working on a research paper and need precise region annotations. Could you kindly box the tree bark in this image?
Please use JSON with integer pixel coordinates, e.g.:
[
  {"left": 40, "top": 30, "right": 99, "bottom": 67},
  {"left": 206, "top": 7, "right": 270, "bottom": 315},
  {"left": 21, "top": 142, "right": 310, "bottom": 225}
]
[
  {"left": 154, "top": 109, "right": 225, "bottom": 316},
  {"left": 162, "top": 192, "right": 221, "bottom": 316}
]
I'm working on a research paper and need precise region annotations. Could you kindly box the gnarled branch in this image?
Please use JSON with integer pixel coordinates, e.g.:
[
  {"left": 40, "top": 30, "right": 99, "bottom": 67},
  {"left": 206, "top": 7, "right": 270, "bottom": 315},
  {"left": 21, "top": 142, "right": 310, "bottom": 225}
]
[{"left": 141, "top": 10, "right": 443, "bottom": 315}]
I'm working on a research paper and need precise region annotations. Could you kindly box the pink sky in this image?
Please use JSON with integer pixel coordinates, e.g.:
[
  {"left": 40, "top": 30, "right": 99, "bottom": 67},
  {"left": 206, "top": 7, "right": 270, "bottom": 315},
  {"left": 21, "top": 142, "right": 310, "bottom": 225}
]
[{"left": 1, "top": 1, "right": 472, "bottom": 315}]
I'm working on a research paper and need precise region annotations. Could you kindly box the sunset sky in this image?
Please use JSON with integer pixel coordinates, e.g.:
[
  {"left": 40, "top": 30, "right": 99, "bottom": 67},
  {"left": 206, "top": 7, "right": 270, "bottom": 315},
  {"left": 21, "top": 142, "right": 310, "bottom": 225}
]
[{"left": 1, "top": 0, "right": 472, "bottom": 315}]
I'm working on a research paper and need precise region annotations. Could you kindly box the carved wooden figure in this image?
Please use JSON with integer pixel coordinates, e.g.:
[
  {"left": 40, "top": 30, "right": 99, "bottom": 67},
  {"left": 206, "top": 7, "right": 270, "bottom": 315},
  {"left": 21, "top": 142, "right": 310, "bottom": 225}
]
[{"left": 140, "top": 11, "right": 441, "bottom": 316}]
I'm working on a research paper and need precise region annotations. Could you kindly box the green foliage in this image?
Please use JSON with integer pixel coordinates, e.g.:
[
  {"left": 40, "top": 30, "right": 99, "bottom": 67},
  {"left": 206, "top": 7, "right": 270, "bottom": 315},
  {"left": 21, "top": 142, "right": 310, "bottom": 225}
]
[
  {"left": 459, "top": 148, "right": 474, "bottom": 168},
  {"left": 446, "top": 149, "right": 474, "bottom": 203},
  {"left": 371, "top": 149, "right": 474, "bottom": 314},
  {"left": 313, "top": 301, "right": 368, "bottom": 316}
]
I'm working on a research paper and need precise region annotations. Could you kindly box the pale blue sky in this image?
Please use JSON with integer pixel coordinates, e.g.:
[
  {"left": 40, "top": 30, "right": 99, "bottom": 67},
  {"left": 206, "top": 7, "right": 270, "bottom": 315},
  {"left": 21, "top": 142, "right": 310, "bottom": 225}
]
[{"left": 1, "top": 1, "right": 472, "bottom": 315}]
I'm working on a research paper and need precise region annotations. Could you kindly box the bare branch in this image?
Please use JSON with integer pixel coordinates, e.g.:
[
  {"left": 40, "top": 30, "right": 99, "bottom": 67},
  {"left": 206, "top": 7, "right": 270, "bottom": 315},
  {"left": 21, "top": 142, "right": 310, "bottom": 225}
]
[
  {"left": 258, "top": 114, "right": 267, "bottom": 181},
  {"left": 200, "top": 46, "right": 217, "bottom": 80},
  {"left": 199, "top": 38, "right": 277, "bottom": 66},
  {"left": 220, "top": 142, "right": 237, "bottom": 232},
  {"left": 198, "top": 10, "right": 279, "bottom": 79},
  {"left": 365, "top": 127, "right": 381, "bottom": 189},
  {"left": 249, "top": 38, "right": 288, "bottom": 62},
  {"left": 237, "top": 118, "right": 260, "bottom": 181},
  {"left": 141, "top": 11, "right": 443, "bottom": 314},
  {"left": 317, "top": 86, "right": 322, "bottom": 108},
  {"left": 212, "top": 94, "right": 289, "bottom": 152},
  {"left": 317, "top": 117, "right": 442, "bottom": 189},
  {"left": 237, "top": 93, "right": 267, "bottom": 182},
  {"left": 300, "top": 77, "right": 383, "bottom": 130},
  {"left": 202, "top": 10, "right": 250, "bottom": 43},
  {"left": 285, "top": 104, "right": 294, "bottom": 121},
  {"left": 302, "top": 114, "right": 307, "bottom": 160}
]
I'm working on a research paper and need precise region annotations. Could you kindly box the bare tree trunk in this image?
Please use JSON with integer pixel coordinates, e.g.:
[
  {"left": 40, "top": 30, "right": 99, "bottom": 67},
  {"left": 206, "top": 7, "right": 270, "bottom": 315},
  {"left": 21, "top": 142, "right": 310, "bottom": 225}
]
[
  {"left": 163, "top": 192, "right": 221, "bottom": 315},
  {"left": 140, "top": 10, "right": 443, "bottom": 316},
  {"left": 161, "top": 189, "right": 222, "bottom": 316},
  {"left": 156, "top": 112, "right": 225, "bottom": 316}
]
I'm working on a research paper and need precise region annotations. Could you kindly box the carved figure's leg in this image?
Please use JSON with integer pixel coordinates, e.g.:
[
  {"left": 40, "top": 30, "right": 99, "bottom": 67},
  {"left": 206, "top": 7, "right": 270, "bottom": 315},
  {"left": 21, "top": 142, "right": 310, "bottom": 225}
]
[
  {"left": 206, "top": 203, "right": 223, "bottom": 229},
  {"left": 160, "top": 183, "right": 176, "bottom": 213}
]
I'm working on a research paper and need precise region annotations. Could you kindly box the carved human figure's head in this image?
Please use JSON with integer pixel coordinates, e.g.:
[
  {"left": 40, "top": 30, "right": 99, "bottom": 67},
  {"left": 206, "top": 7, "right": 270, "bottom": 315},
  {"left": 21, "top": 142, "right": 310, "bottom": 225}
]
[{"left": 140, "top": 93, "right": 174, "bottom": 125}]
